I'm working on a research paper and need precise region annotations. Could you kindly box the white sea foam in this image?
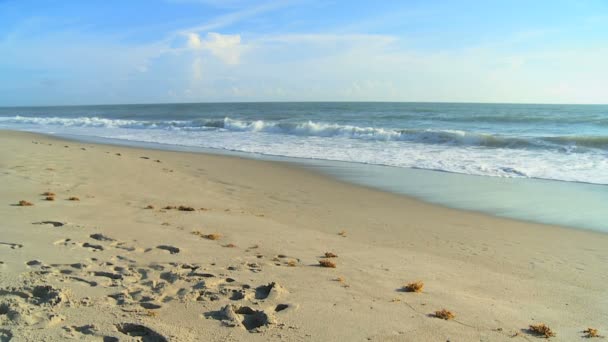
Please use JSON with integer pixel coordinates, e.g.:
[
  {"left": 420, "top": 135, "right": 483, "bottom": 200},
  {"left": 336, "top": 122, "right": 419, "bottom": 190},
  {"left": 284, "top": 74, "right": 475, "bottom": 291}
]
[{"left": 2, "top": 115, "right": 607, "bottom": 184}]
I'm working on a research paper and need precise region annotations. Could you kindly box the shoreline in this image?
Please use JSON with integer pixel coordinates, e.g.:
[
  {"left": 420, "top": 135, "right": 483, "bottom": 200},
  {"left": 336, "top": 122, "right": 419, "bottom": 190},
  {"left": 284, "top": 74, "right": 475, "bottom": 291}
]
[
  {"left": 21, "top": 130, "right": 608, "bottom": 233},
  {"left": 1, "top": 130, "right": 607, "bottom": 341}
]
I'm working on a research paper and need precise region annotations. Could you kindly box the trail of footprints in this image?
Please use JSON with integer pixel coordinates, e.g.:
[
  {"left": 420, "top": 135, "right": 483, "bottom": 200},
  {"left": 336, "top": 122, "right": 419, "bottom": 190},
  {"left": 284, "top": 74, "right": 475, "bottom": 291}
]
[{"left": 2, "top": 226, "right": 295, "bottom": 340}]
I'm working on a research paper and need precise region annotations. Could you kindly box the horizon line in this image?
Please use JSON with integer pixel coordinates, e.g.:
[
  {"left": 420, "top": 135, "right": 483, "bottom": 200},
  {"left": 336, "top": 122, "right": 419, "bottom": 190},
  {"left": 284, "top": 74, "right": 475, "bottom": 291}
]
[{"left": 1, "top": 100, "right": 607, "bottom": 109}]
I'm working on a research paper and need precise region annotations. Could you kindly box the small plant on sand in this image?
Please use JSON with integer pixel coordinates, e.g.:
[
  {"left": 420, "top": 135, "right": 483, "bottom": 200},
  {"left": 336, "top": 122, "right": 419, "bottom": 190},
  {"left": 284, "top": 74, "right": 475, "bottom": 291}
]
[
  {"left": 528, "top": 323, "right": 555, "bottom": 338},
  {"left": 45, "top": 196, "right": 55, "bottom": 201},
  {"left": 319, "top": 259, "right": 336, "bottom": 268},
  {"left": 42, "top": 192, "right": 55, "bottom": 196},
  {"left": 178, "top": 205, "right": 195, "bottom": 211},
  {"left": 145, "top": 205, "right": 154, "bottom": 209},
  {"left": 338, "top": 230, "right": 347, "bottom": 237},
  {"left": 223, "top": 243, "right": 237, "bottom": 248},
  {"left": 583, "top": 328, "right": 600, "bottom": 338},
  {"left": 68, "top": 196, "right": 80, "bottom": 201},
  {"left": 403, "top": 281, "right": 424, "bottom": 293},
  {"left": 18, "top": 200, "right": 33, "bottom": 206},
  {"left": 433, "top": 309, "right": 455, "bottom": 320},
  {"left": 324, "top": 252, "right": 338, "bottom": 258}
]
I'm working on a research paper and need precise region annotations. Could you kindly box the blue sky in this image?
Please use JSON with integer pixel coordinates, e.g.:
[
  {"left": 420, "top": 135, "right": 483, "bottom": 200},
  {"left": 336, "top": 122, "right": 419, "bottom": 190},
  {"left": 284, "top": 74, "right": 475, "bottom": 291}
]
[{"left": 1, "top": 0, "right": 607, "bottom": 106}]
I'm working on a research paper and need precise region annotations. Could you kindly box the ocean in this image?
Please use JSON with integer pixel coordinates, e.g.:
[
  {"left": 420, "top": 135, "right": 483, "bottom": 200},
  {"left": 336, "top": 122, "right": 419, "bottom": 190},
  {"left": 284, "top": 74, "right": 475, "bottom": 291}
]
[{"left": 1, "top": 102, "right": 607, "bottom": 231}]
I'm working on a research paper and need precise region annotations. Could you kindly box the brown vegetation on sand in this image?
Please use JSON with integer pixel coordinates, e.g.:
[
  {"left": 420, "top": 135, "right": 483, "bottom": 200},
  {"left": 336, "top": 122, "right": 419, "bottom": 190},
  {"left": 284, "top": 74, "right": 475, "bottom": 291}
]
[
  {"left": 319, "top": 259, "right": 336, "bottom": 268},
  {"left": 583, "top": 328, "right": 599, "bottom": 338},
  {"left": 433, "top": 309, "right": 455, "bottom": 320},
  {"left": 528, "top": 323, "right": 555, "bottom": 338},
  {"left": 403, "top": 281, "right": 424, "bottom": 293}
]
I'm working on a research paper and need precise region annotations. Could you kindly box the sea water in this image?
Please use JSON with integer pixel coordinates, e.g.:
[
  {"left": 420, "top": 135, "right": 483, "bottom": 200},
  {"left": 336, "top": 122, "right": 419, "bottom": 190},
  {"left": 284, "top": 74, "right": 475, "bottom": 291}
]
[{"left": 1, "top": 102, "right": 606, "bottom": 231}]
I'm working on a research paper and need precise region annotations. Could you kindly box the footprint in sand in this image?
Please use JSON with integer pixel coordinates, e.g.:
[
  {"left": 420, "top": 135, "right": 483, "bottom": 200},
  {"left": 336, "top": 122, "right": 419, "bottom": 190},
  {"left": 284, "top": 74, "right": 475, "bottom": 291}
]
[
  {"left": 156, "top": 245, "right": 180, "bottom": 255},
  {"left": 0, "top": 242, "right": 23, "bottom": 250},
  {"left": 32, "top": 221, "right": 65, "bottom": 228},
  {"left": 115, "top": 323, "right": 168, "bottom": 341},
  {"left": 205, "top": 305, "right": 276, "bottom": 332},
  {"left": 89, "top": 234, "right": 115, "bottom": 242},
  {"left": 82, "top": 242, "right": 104, "bottom": 252}
]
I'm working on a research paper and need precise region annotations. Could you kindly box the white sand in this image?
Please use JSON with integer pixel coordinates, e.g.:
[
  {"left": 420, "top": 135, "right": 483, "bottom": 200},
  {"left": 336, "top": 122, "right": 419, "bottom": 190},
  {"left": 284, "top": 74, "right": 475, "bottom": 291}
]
[{"left": 1, "top": 130, "right": 607, "bottom": 341}]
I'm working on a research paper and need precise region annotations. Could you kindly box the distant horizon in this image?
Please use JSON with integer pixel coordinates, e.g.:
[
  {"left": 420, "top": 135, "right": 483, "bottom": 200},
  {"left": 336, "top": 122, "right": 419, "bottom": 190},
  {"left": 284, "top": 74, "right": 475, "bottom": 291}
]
[
  {"left": 2, "top": 1, "right": 607, "bottom": 106},
  {"left": 1, "top": 100, "right": 608, "bottom": 109}
]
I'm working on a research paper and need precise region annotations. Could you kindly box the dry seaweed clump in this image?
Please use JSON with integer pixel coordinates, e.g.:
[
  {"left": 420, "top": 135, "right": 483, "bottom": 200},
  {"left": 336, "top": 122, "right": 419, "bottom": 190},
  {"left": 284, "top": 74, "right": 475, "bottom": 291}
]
[
  {"left": 223, "top": 243, "right": 237, "bottom": 248},
  {"left": 145, "top": 205, "right": 155, "bottom": 209},
  {"left": 529, "top": 323, "right": 555, "bottom": 338},
  {"left": 287, "top": 260, "right": 297, "bottom": 267},
  {"left": 18, "top": 200, "right": 34, "bottom": 206},
  {"left": 433, "top": 309, "right": 455, "bottom": 320},
  {"left": 178, "top": 205, "right": 195, "bottom": 211},
  {"left": 403, "top": 281, "right": 424, "bottom": 293},
  {"left": 45, "top": 196, "right": 55, "bottom": 201},
  {"left": 42, "top": 191, "right": 55, "bottom": 196},
  {"left": 68, "top": 196, "right": 80, "bottom": 201},
  {"left": 338, "top": 230, "right": 347, "bottom": 237},
  {"left": 319, "top": 259, "right": 336, "bottom": 268},
  {"left": 192, "top": 231, "right": 222, "bottom": 240},
  {"left": 583, "top": 328, "right": 600, "bottom": 338},
  {"left": 324, "top": 252, "right": 338, "bottom": 258},
  {"left": 203, "top": 233, "right": 222, "bottom": 240}
]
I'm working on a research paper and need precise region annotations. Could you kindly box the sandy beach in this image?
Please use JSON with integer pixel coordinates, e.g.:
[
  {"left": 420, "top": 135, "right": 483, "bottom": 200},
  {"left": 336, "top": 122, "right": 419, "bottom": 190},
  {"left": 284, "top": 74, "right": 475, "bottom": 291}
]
[{"left": 1, "top": 130, "right": 607, "bottom": 341}]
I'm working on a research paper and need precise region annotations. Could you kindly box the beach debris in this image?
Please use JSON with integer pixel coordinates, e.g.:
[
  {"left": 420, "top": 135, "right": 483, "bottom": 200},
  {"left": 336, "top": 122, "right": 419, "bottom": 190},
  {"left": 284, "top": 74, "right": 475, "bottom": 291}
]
[
  {"left": 18, "top": 200, "right": 33, "bottom": 206},
  {"left": 204, "top": 233, "right": 222, "bottom": 240},
  {"left": 115, "top": 153, "right": 121, "bottom": 156},
  {"left": 319, "top": 260, "right": 336, "bottom": 268},
  {"left": 145, "top": 205, "right": 155, "bottom": 209},
  {"left": 323, "top": 252, "right": 338, "bottom": 258},
  {"left": 528, "top": 323, "right": 555, "bottom": 338},
  {"left": 42, "top": 191, "right": 55, "bottom": 196},
  {"left": 191, "top": 230, "right": 222, "bottom": 240},
  {"left": 338, "top": 230, "right": 347, "bottom": 237},
  {"left": 403, "top": 281, "right": 424, "bottom": 293},
  {"left": 45, "top": 196, "right": 55, "bottom": 201},
  {"left": 433, "top": 309, "right": 455, "bottom": 320},
  {"left": 583, "top": 328, "right": 600, "bottom": 338},
  {"left": 68, "top": 197, "right": 80, "bottom": 201},
  {"left": 162, "top": 205, "right": 195, "bottom": 211},
  {"left": 223, "top": 243, "right": 237, "bottom": 248},
  {"left": 287, "top": 260, "right": 297, "bottom": 267}
]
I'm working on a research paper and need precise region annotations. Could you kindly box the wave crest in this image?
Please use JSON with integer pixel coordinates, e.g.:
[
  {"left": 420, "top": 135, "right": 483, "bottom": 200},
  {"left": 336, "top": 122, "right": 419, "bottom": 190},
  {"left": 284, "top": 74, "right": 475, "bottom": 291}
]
[{"left": 0, "top": 115, "right": 606, "bottom": 152}]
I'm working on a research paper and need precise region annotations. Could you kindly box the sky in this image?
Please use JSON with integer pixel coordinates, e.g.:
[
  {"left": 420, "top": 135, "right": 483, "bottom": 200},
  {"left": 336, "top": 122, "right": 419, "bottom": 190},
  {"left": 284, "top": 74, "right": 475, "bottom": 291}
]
[{"left": 0, "top": 0, "right": 607, "bottom": 106}]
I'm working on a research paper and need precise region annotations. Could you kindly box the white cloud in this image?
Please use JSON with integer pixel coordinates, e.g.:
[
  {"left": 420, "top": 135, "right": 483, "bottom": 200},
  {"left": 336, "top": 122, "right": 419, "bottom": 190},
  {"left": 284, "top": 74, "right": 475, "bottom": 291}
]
[
  {"left": 187, "top": 33, "right": 202, "bottom": 49},
  {"left": 201, "top": 32, "right": 242, "bottom": 65},
  {"left": 185, "top": 32, "right": 243, "bottom": 65}
]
